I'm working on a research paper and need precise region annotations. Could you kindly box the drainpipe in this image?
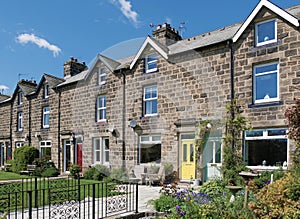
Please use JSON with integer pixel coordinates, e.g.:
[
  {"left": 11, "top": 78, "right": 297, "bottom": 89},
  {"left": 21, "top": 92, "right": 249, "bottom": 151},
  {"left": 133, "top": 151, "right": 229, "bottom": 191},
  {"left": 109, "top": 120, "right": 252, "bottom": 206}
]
[
  {"left": 229, "top": 40, "right": 235, "bottom": 150},
  {"left": 122, "top": 70, "right": 126, "bottom": 169},
  {"left": 28, "top": 98, "right": 32, "bottom": 146},
  {"left": 57, "top": 91, "right": 61, "bottom": 172},
  {"left": 10, "top": 100, "right": 13, "bottom": 155}
]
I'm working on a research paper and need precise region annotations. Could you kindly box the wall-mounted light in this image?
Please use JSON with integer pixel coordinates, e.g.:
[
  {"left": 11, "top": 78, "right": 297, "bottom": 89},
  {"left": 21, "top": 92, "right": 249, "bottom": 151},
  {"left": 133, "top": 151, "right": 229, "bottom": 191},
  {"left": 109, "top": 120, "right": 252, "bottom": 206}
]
[{"left": 108, "top": 125, "right": 120, "bottom": 138}]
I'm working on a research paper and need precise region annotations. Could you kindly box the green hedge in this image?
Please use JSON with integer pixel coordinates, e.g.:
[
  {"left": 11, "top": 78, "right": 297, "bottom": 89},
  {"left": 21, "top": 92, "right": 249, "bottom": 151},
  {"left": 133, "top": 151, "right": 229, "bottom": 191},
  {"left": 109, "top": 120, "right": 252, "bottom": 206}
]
[{"left": 12, "top": 146, "right": 39, "bottom": 173}]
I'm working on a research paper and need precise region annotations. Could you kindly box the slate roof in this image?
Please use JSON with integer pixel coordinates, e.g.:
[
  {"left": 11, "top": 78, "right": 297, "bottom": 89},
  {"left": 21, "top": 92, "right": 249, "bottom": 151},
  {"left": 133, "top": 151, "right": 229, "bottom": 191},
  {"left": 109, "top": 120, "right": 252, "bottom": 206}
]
[
  {"left": 44, "top": 74, "right": 65, "bottom": 87},
  {"left": 0, "top": 94, "right": 10, "bottom": 102},
  {"left": 286, "top": 4, "right": 300, "bottom": 18},
  {"left": 18, "top": 80, "right": 37, "bottom": 95},
  {"left": 168, "top": 22, "right": 242, "bottom": 55},
  {"left": 56, "top": 69, "right": 89, "bottom": 87}
]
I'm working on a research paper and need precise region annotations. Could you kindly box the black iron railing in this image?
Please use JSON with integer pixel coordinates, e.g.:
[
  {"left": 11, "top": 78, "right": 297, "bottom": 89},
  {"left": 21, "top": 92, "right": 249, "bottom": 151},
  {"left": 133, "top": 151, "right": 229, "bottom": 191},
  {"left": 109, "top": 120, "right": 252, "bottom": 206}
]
[{"left": 0, "top": 176, "right": 138, "bottom": 219}]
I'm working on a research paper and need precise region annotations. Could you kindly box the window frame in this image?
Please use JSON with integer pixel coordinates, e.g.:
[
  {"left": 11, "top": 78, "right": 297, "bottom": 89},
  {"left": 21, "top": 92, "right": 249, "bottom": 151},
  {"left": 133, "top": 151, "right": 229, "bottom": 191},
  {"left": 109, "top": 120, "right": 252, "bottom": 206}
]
[
  {"left": 253, "top": 62, "right": 279, "bottom": 104},
  {"left": 18, "top": 91, "right": 23, "bottom": 106},
  {"left": 43, "top": 83, "right": 49, "bottom": 99},
  {"left": 139, "top": 134, "right": 161, "bottom": 164},
  {"left": 98, "top": 68, "right": 106, "bottom": 85},
  {"left": 17, "top": 111, "right": 23, "bottom": 131},
  {"left": 40, "top": 140, "right": 52, "bottom": 159},
  {"left": 93, "top": 137, "right": 109, "bottom": 165},
  {"left": 145, "top": 53, "right": 158, "bottom": 73},
  {"left": 97, "top": 95, "right": 107, "bottom": 122},
  {"left": 143, "top": 85, "right": 158, "bottom": 117},
  {"left": 255, "top": 19, "right": 277, "bottom": 47},
  {"left": 244, "top": 128, "right": 289, "bottom": 166},
  {"left": 42, "top": 106, "right": 50, "bottom": 128}
]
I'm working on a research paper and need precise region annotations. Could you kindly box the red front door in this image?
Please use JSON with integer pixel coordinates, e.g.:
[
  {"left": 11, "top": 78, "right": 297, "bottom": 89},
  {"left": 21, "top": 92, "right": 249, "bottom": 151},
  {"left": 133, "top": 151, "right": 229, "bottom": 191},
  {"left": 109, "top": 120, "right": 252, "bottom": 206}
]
[{"left": 77, "top": 143, "right": 83, "bottom": 168}]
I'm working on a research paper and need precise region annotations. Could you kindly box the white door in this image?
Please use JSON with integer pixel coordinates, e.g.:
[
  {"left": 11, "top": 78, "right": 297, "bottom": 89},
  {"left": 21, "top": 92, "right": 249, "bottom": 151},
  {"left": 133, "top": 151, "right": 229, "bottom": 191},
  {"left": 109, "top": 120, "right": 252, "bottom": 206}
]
[{"left": 203, "top": 139, "right": 222, "bottom": 181}]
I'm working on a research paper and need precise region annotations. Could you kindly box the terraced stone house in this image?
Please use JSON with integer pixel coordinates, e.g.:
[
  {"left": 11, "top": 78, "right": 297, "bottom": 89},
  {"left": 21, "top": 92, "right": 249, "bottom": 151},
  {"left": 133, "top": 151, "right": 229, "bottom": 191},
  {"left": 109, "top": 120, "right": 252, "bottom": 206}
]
[{"left": 0, "top": 0, "right": 299, "bottom": 182}]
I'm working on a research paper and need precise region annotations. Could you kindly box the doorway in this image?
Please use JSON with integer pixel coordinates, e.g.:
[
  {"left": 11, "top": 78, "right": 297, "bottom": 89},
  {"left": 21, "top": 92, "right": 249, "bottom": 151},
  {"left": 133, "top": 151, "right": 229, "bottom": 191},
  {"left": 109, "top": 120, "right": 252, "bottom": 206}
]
[
  {"left": 180, "top": 134, "right": 195, "bottom": 180},
  {"left": 63, "top": 140, "right": 71, "bottom": 172}
]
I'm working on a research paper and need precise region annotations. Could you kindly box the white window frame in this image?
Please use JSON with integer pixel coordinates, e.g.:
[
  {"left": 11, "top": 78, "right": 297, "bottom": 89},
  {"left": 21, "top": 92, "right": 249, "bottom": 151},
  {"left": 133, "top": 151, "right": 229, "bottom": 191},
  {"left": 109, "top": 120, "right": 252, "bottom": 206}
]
[
  {"left": 255, "top": 19, "right": 277, "bottom": 47},
  {"left": 143, "top": 85, "right": 158, "bottom": 116},
  {"left": 97, "top": 95, "right": 106, "bottom": 122},
  {"left": 42, "top": 106, "right": 50, "bottom": 128},
  {"left": 18, "top": 111, "right": 23, "bottom": 131},
  {"left": 139, "top": 134, "right": 161, "bottom": 164},
  {"left": 98, "top": 68, "right": 106, "bottom": 85},
  {"left": 93, "top": 137, "right": 109, "bottom": 165},
  {"left": 43, "top": 84, "right": 49, "bottom": 99},
  {"left": 145, "top": 53, "right": 157, "bottom": 73},
  {"left": 244, "top": 128, "right": 289, "bottom": 167},
  {"left": 40, "top": 140, "right": 52, "bottom": 159},
  {"left": 253, "top": 62, "right": 279, "bottom": 104},
  {"left": 18, "top": 91, "right": 23, "bottom": 105}
]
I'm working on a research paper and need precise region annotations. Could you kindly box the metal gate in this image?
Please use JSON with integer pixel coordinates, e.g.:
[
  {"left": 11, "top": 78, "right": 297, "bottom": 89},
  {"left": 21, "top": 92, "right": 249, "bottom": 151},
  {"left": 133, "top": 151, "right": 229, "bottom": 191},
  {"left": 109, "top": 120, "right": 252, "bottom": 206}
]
[{"left": 0, "top": 177, "right": 138, "bottom": 218}]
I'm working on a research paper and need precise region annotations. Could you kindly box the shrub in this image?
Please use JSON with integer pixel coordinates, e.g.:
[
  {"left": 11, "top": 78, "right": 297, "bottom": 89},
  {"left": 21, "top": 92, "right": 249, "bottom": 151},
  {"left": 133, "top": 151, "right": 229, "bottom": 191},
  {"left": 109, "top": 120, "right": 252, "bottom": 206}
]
[
  {"left": 248, "top": 172, "right": 300, "bottom": 218},
  {"left": 110, "top": 167, "right": 128, "bottom": 182},
  {"left": 199, "top": 179, "right": 227, "bottom": 197},
  {"left": 12, "top": 146, "right": 39, "bottom": 173},
  {"left": 83, "top": 164, "right": 110, "bottom": 181},
  {"left": 33, "top": 156, "right": 57, "bottom": 177},
  {"left": 69, "top": 164, "right": 81, "bottom": 178},
  {"left": 249, "top": 170, "right": 284, "bottom": 192},
  {"left": 41, "top": 167, "right": 59, "bottom": 177}
]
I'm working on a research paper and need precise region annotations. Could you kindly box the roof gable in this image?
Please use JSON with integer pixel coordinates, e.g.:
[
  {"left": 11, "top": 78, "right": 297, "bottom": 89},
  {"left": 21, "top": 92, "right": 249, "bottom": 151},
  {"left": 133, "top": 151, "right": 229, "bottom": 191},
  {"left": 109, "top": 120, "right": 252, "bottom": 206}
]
[
  {"left": 130, "top": 36, "right": 169, "bottom": 70},
  {"left": 233, "top": 0, "right": 299, "bottom": 43}
]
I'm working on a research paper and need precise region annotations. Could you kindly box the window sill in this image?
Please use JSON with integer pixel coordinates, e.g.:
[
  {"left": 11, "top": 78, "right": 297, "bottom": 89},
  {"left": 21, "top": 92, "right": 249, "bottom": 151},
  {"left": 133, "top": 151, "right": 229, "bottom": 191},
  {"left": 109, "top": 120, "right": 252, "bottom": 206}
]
[
  {"left": 145, "top": 69, "right": 158, "bottom": 74},
  {"left": 96, "top": 120, "right": 107, "bottom": 125},
  {"left": 247, "top": 166, "right": 288, "bottom": 172},
  {"left": 140, "top": 115, "right": 159, "bottom": 120},
  {"left": 248, "top": 101, "right": 283, "bottom": 108},
  {"left": 250, "top": 40, "right": 281, "bottom": 51},
  {"left": 41, "top": 128, "right": 50, "bottom": 131},
  {"left": 15, "top": 130, "right": 23, "bottom": 133}
]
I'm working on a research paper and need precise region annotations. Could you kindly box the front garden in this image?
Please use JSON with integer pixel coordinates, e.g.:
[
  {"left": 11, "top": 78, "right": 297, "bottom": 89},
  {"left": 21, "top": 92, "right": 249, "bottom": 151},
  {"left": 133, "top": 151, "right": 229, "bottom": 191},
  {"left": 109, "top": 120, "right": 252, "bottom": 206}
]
[{"left": 151, "top": 99, "right": 300, "bottom": 218}]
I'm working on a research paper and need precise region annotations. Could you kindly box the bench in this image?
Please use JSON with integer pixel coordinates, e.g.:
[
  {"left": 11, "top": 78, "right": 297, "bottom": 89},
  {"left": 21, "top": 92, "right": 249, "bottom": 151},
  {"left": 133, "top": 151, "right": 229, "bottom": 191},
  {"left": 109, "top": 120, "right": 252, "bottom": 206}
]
[{"left": 20, "top": 165, "right": 36, "bottom": 175}]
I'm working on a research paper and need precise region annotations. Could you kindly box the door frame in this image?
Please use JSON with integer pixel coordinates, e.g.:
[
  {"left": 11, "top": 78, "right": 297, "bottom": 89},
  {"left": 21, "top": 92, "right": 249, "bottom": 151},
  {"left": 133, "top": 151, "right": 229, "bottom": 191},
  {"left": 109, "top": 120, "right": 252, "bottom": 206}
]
[{"left": 179, "top": 133, "right": 195, "bottom": 180}]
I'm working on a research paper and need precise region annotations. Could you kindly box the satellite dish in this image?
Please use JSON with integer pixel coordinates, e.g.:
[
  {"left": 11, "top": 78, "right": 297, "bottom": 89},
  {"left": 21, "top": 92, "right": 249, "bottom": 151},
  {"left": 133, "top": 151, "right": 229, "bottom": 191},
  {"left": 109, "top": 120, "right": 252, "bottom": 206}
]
[
  {"left": 130, "top": 120, "right": 137, "bottom": 128},
  {"left": 108, "top": 125, "right": 114, "bottom": 133}
]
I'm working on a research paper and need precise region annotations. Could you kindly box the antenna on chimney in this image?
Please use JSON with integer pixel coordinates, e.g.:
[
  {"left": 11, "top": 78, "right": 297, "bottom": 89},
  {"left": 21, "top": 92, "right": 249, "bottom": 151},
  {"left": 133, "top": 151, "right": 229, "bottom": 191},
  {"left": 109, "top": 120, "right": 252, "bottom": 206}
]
[{"left": 179, "top": 22, "right": 186, "bottom": 38}]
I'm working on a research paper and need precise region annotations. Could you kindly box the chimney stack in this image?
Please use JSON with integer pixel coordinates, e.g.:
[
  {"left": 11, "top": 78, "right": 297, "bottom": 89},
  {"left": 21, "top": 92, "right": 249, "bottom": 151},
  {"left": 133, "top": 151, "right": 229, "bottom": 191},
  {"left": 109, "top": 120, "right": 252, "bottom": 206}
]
[
  {"left": 64, "top": 57, "right": 87, "bottom": 78},
  {"left": 152, "top": 23, "right": 182, "bottom": 46}
]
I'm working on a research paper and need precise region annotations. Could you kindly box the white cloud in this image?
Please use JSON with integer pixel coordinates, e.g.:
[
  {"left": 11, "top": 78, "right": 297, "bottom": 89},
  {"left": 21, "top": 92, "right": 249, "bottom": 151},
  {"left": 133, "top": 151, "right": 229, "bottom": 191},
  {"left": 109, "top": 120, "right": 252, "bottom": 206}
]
[
  {"left": 0, "top": 85, "right": 9, "bottom": 91},
  {"left": 16, "top": 33, "right": 61, "bottom": 57},
  {"left": 110, "top": 0, "right": 139, "bottom": 26}
]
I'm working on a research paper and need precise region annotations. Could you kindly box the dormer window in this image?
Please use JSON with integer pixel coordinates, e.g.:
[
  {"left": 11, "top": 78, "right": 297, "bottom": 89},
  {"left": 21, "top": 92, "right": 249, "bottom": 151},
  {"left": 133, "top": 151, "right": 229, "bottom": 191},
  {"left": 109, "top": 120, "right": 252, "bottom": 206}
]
[
  {"left": 255, "top": 19, "right": 277, "bottom": 46},
  {"left": 43, "top": 84, "right": 49, "bottom": 99},
  {"left": 18, "top": 91, "right": 23, "bottom": 105},
  {"left": 145, "top": 53, "right": 157, "bottom": 73},
  {"left": 98, "top": 68, "right": 106, "bottom": 85}
]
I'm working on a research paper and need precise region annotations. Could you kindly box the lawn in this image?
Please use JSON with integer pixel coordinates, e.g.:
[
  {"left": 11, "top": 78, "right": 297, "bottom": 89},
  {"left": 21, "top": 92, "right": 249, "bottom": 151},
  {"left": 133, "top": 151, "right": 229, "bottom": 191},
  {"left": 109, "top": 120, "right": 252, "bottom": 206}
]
[
  {"left": 0, "top": 171, "right": 29, "bottom": 180},
  {"left": 0, "top": 175, "right": 122, "bottom": 213}
]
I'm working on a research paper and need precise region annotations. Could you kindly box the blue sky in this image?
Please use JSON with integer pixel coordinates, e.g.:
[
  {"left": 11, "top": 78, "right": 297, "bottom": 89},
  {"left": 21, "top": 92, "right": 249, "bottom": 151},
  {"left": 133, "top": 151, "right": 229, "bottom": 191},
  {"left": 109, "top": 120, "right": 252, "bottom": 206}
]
[{"left": 1, "top": 0, "right": 299, "bottom": 95}]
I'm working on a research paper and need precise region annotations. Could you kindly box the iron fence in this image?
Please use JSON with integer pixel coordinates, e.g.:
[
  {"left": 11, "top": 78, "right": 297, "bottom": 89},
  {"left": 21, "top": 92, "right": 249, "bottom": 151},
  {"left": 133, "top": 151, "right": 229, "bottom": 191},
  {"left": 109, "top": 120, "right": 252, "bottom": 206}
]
[{"left": 0, "top": 176, "right": 138, "bottom": 219}]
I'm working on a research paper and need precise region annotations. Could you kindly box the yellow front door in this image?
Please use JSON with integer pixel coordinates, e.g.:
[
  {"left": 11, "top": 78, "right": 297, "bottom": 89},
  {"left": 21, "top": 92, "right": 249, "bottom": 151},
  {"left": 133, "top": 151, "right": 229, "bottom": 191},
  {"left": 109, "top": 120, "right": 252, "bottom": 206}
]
[{"left": 181, "top": 140, "right": 196, "bottom": 180}]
